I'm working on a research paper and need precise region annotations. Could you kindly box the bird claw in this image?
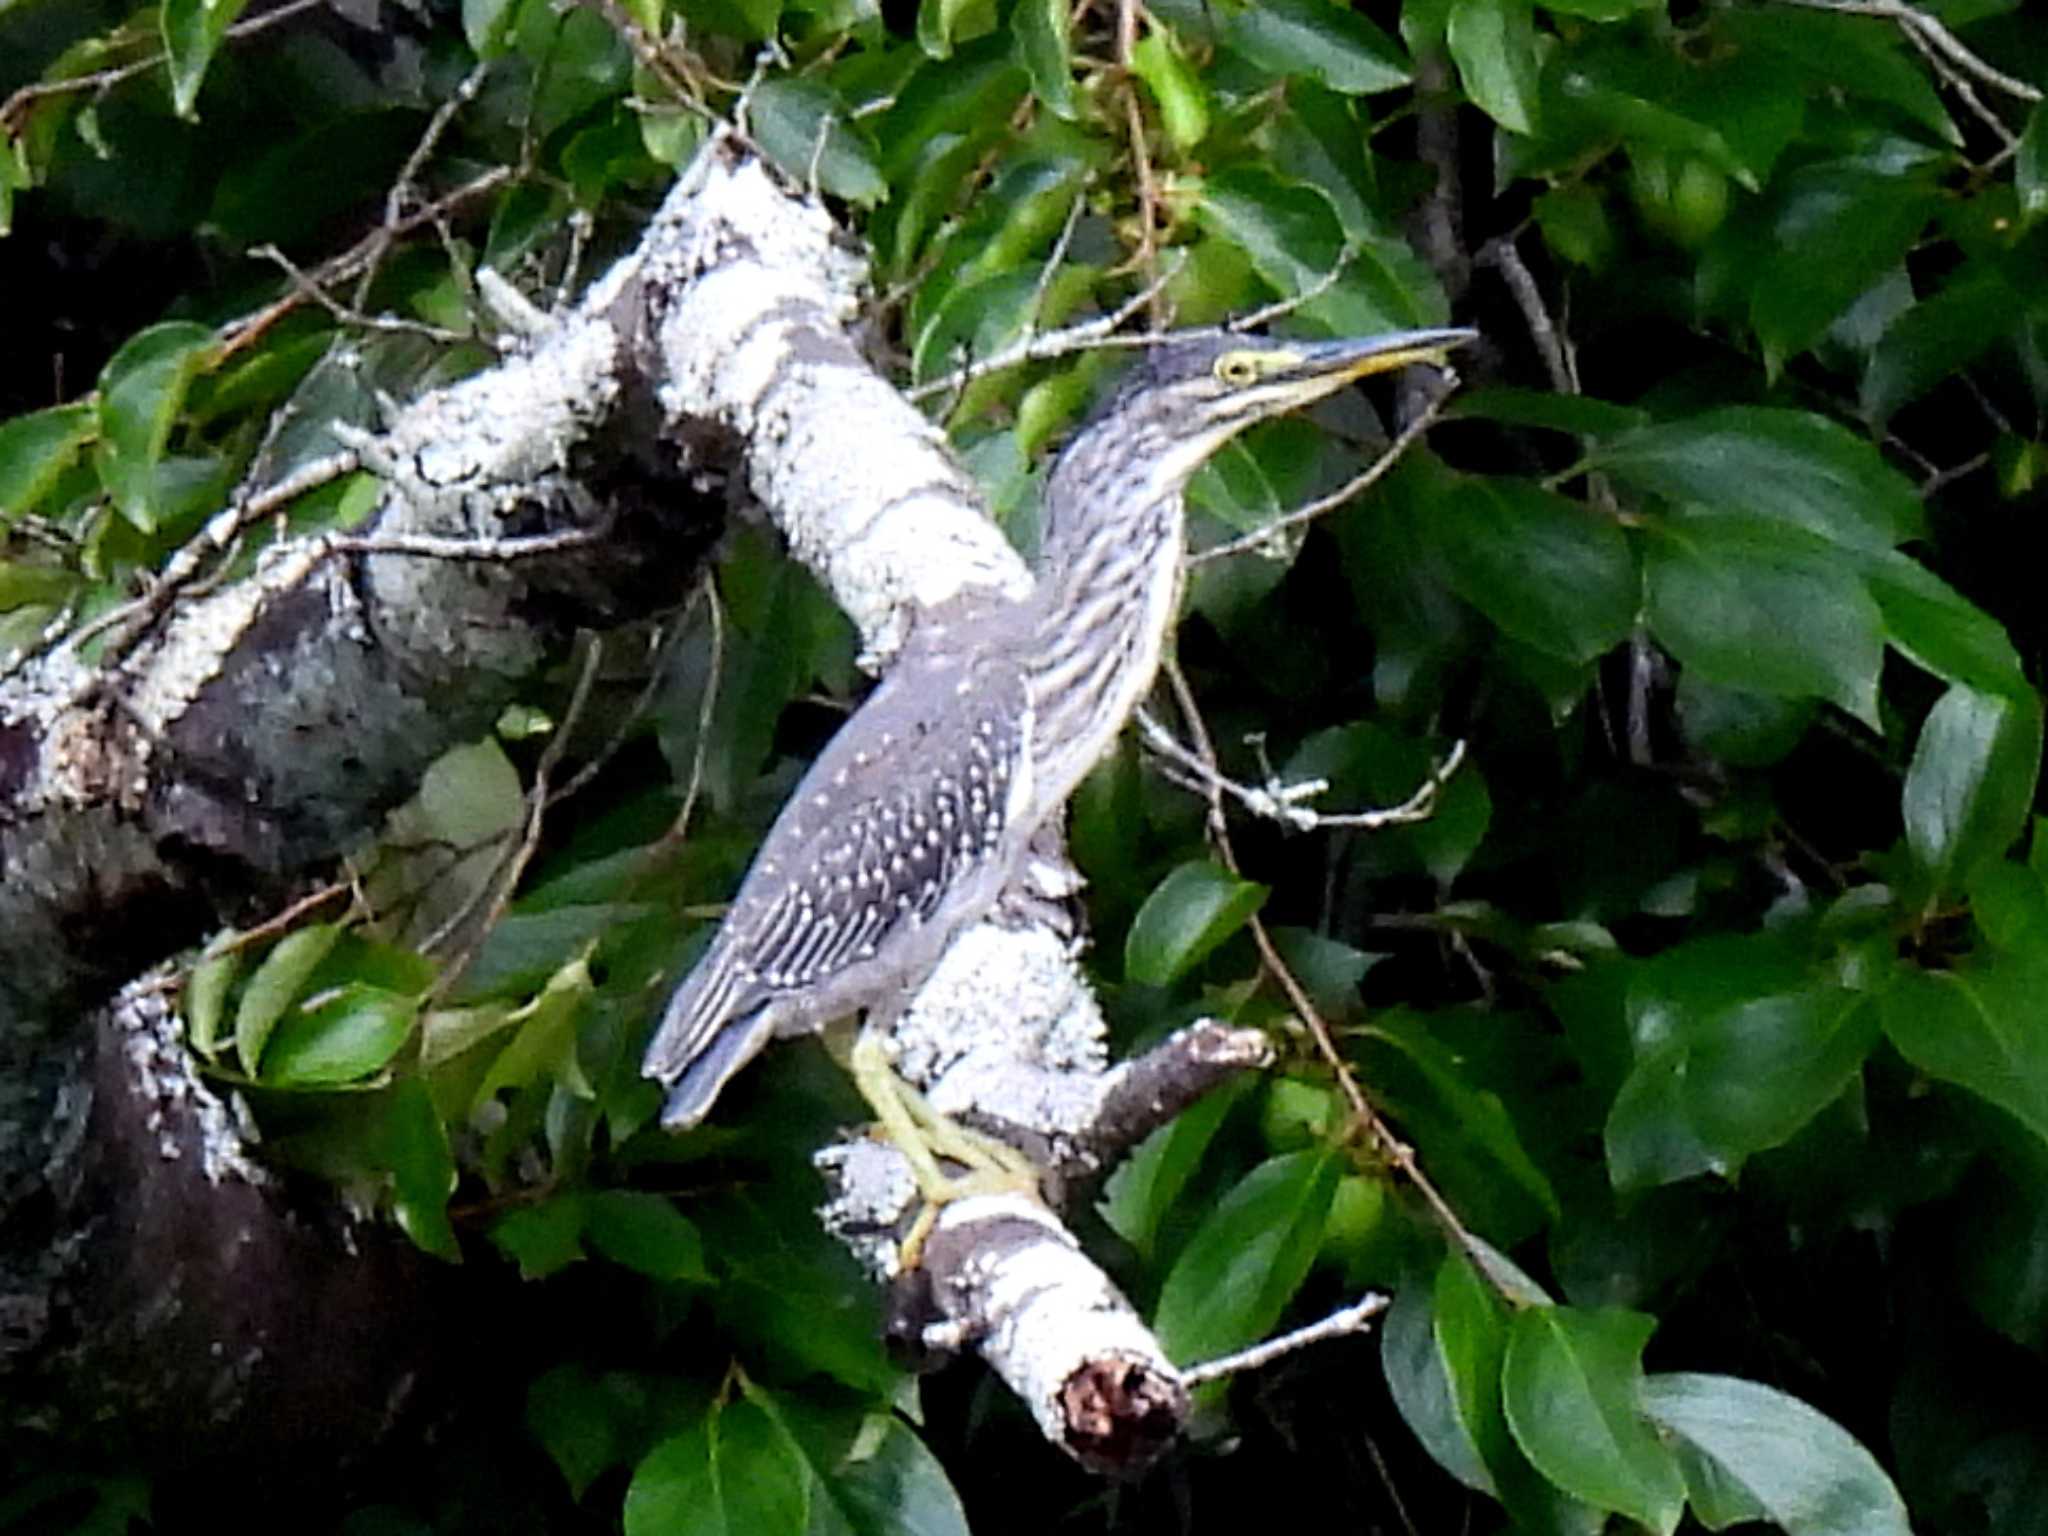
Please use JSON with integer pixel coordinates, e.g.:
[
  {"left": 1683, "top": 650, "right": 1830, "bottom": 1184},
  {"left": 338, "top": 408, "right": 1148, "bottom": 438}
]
[{"left": 849, "top": 1032, "right": 1042, "bottom": 1270}]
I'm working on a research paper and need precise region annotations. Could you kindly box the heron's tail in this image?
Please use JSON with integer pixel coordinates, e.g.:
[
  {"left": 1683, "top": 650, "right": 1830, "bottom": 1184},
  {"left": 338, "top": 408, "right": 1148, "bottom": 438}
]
[{"left": 642, "top": 942, "right": 773, "bottom": 1129}]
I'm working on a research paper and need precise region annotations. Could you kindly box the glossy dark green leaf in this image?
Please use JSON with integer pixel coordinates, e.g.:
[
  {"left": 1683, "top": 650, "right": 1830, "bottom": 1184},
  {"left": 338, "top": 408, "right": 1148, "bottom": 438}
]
[
  {"left": 1124, "top": 859, "right": 1268, "bottom": 987},
  {"left": 1100, "top": 1077, "right": 1252, "bottom": 1261},
  {"left": 750, "top": 79, "right": 886, "bottom": 206},
  {"left": 755, "top": 1392, "right": 972, "bottom": 1536},
  {"left": 1882, "top": 966, "right": 2048, "bottom": 1153},
  {"left": 385, "top": 1077, "right": 459, "bottom": 1261},
  {"left": 1452, "top": 387, "right": 1645, "bottom": 438},
  {"left": 1642, "top": 513, "right": 1884, "bottom": 727},
  {"left": 1447, "top": 0, "right": 1540, "bottom": 135},
  {"left": 262, "top": 982, "right": 417, "bottom": 1085},
  {"left": 1864, "top": 550, "right": 2027, "bottom": 696},
  {"left": 1863, "top": 263, "right": 2018, "bottom": 423},
  {"left": 1154, "top": 1149, "right": 1340, "bottom": 1366},
  {"left": 234, "top": 922, "right": 344, "bottom": 1077},
  {"left": 1904, "top": 684, "right": 2044, "bottom": 896},
  {"left": 1012, "top": 0, "right": 1079, "bottom": 119},
  {"left": 1588, "top": 407, "right": 1921, "bottom": 552},
  {"left": 1751, "top": 164, "right": 1939, "bottom": 368},
  {"left": 1358, "top": 1011, "right": 1561, "bottom": 1226},
  {"left": 1196, "top": 165, "right": 1438, "bottom": 333},
  {"left": 528, "top": 1364, "right": 634, "bottom": 1501},
  {"left": 1717, "top": 8, "right": 1958, "bottom": 148},
  {"left": 1608, "top": 977, "right": 1878, "bottom": 1191},
  {"left": 94, "top": 321, "right": 214, "bottom": 531},
  {"left": 1502, "top": 1306, "right": 1685, "bottom": 1534},
  {"left": 181, "top": 942, "right": 238, "bottom": 1060},
  {"left": 1431, "top": 478, "right": 1635, "bottom": 663},
  {"left": 491, "top": 1194, "right": 588, "bottom": 1279},
  {"left": 1642, "top": 1373, "right": 1913, "bottom": 1536},
  {"left": 1220, "top": 0, "right": 1411, "bottom": 95},
  {"left": 625, "top": 1397, "right": 808, "bottom": 1536},
  {"left": 584, "top": 1191, "right": 710, "bottom": 1282},
  {"left": 1384, "top": 1279, "right": 1495, "bottom": 1494},
  {"left": 0, "top": 403, "right": 96, "bottom": 524},
  {"left": 161, "top": 0, "right": 252, "bottom": 118}
]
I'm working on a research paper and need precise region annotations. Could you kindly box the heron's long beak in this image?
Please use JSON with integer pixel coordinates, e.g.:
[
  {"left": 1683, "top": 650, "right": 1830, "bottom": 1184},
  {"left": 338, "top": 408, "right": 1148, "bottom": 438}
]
[{"left": 1303, "top": 327, "right": 1479, "bottom": 381}]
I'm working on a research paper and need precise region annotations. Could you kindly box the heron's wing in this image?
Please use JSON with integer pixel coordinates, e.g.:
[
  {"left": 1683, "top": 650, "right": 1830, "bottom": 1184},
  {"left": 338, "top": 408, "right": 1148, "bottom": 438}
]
[{"left": 643, "top": 631, "right": 1031, "bottom": 1128}]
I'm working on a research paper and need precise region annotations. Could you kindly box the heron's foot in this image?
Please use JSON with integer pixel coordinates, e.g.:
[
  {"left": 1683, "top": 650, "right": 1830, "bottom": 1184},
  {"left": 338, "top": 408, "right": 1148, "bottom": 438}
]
[{"left": 849, "top": 1033, "right": 1042, "bottom": 1269}]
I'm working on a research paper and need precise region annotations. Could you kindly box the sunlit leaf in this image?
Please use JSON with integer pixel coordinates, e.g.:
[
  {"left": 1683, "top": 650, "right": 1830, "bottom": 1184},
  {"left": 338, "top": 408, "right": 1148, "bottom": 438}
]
[{"left": 1124, "top": 860, "right": 1269, "bottom": 987}]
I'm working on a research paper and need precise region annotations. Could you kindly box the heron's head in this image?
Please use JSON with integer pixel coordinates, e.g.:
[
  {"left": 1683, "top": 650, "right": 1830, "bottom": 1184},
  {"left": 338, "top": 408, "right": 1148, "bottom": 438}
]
[{"left": 1057, "top": 327, "right": 1478, "bottom": 506}]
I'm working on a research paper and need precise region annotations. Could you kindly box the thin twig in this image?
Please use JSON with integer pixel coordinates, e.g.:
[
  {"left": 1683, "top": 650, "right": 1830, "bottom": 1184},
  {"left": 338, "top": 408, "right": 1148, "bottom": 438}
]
[
  {"left": 1160, "top": 658, "right": 1489, "bottom": 1277},
  {"left": 1189, "top": 381, "right": 1456, "bottom": 567},
  {"left": 903, "top": 258, "right": 1187, "bottom": 403},
  {"left": 1772, "top": 0, "right": 2040, "bottom": 102},
  {"left": 427, "top": 636, "right": 608, "bottom": 998},
  {"left": 255, "top": 244, "right": 470, "bottom": 345},
  {"left": 1478, "top": 235, "right": 1571, "bottom": 394},
  {"left": 0, "top": 0, "right": 326, "bottom": 135},
  {"left": 1137, "top": 709, "right": 1466, "bottom": 833},
  {"left": 1181, "top": 1294, "right": 1389, "bottom": 1385}
]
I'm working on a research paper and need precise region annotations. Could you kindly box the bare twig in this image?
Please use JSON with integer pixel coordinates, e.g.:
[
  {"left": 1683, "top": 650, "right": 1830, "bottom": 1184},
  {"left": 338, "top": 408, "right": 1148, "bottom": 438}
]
[
  {"left": 903, "top": 258, "right": 1187, "bottom": 403},
  {"left": 1181, "top": 1294, "right": 1389, "bottom": 1385},
  {"left": 1160, "top": 657, "right": 1489, "bottom": 1279},
  {"left": 1137, "top": 710, "right": 1467, "bottom": 833},
  {"left": 256, "top": 244, "right": 471, "bottom": 345},
  {"left": 0, "top": 0, "right": 326, "bottom": 135},
  {"left": 1478, "top": 235, "right": 1571, "bottom": 394},
  {"left": 1189, "top": 379, "right": 1457, "bottom": 567},
  {"left": 1772, "top": 0, "right": 2040, "bottom": 103}
]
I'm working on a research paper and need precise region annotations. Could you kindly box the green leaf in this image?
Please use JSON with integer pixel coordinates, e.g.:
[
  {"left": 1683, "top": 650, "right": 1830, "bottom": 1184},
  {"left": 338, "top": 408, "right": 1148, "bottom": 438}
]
[
  {"left": 234, "top": 922, "right": 344, "bottom": 1077},
  {"left": 2020, "top": 105, "right": 2048, "bottom": 225},
  {"left": 749, "top": 79, "right": 887, "bottom": 206},
  {"left": 1383, "top": 1279, "right": 1496, "bottom": 1495},
  {"left": 1357, "top": 1010, "right": 1561, "bottom": 1229},
  {"left": 262, "top": 982, "right": 418, "bottom": 1085},
  {"left": 1124, "top": 859, "right": 1269, "bottom": 986},
  {"left": 93, "top": 321, "right": 215, "bottom": 532},
  {"left": 1642, "top": 1373, "right": 1913, "bottom": 1536},
  {"left": 182, "top": 942, "right": 239, "bottom": 1060},
  {"left": 1751, "top": 164, "right": 1939, "bottom": 368},
  {"left": 625, "top": 1397, "right": 808, "bottom": 1536},
  {"left": 0, "top": 403, "right": 97, "bottom": 524},
  {"left": 1642, "top": 513, "right": 1884, "bottom": 727},
  {"left": 1099, "top": 1077, "right": 1252, "bottom": 1261},
  {"left": 1904, "top": 685, "right": 2044, "bottom": 897},
  {"left": 463, "top": 0, "right": 522, "bottom": 55},
  {"left": 1862, "top": 263, "right": 2019, "bottom": 423},
  {"left": 1882, "top": 966, "right": 2048, "bottom": 1153},
  {"left": 1012, "top": 0, "right": 1079, "bottom": 119},
  {"left": 1447, "top": 0, "right": 1540, "bottom": 135},
  {"left": 1220, "top": 0, "right": 1412, "bottom": 95},
  {"left": 1502, "top": 1306, "right": 1686, "bottom": 1534},
  {"left": 161, "top": 0, "right": 253, "bottom": 119},
  {"left": 1452, "top": 387, "right": 1646, "bottom": 439},
  {"left": 1196, "top": 165, "right": 1439, "bottom": 334},
  {"left": 583, "top": 1191, "right": 710, "bottom": 1282},
  {"left": 385, "top": 1078, "right": 459, "bottom": 1261},
  {"left": 1129, "top": 30, "right": 1210, "bottom": 153},
  {"left": 1587, "top": 407, "right": 1922, "bottom": 553},
  {"left": 491, "top": 1194, "right": 588, "bottom": 1280},
  {"left": 1153, "top": 1149, "right": 1340, "bottom": 1366},
  {"left": 1864, "top": 550, "right": 2027, "bottom": 696},
  {"left": 1607, "top": 968, "right": 1879, "bottom": 1192},
  {"left": 1431, "top": 479, "right": 1635, "bottom": 664},
  {"left": 811, "top": 1415, "right": 970, "bottom": 1536},
  {"left": 528, "top": 1365, "right": 635, "bottom": 1501},
  {"left": 752, "top": 1393, "right": 973, "bottom": 1536}
]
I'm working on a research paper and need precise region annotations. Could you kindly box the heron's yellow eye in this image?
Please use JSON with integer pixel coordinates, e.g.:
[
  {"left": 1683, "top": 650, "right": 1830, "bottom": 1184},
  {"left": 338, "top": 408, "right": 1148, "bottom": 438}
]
[{"left": 1214, "top": 351, "right": 1261, "bottom": 387}]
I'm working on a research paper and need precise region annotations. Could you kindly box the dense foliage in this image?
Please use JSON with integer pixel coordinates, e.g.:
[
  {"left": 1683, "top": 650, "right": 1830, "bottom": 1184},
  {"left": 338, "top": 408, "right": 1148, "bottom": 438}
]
[{"left": 4, "top": 0, "right": 2048, "bottom": 1530}]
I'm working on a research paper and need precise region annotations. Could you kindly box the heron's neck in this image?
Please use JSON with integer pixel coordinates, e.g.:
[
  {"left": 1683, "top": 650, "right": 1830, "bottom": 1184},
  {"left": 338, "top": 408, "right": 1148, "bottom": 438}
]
[{"left": 1024, "top": 468, "right": 1189, "bottom": 811}]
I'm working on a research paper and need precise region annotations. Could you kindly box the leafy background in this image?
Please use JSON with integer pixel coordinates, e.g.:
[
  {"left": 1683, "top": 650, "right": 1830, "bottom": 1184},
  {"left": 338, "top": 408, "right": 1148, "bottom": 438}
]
[{"left": 4, "top": 0, "right": 2048, "bottom": 1531}]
